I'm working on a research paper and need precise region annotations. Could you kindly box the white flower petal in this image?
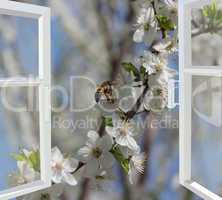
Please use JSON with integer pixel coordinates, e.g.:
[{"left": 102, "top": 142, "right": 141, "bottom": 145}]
[
  {"left": 100, "top": 152, "right": 115, "bottom": 169},
  {"left": 112, "top": 113, "right": 122, "bottom": 125},
  {"left": 63, "top": 158, "right": 79, "bottom": 173},
  {"left": 17, "top": 161, "right": 38, "bottom": 182},
  {"left": 132, "top": 145, "right": 141, "bottom": 155},
  {"left": 17, "top": 161, "right": 25, "bottom": 173},
  {"left": 98, "top": 134, "right": 113, "bottom": 152},
  {"left": 25, "top": 170, "right": 39, "bottom": 183},
  {"left": 143, "top": 29, "right": 157, "bottom": 45},
  {"left": 84, "top": 158, "right": 100, "bottom": 177},
  {"left": 133, "top": 28, "right": 144, "bottom": 43},
  {"left": 78, "top": 146, "right": 92, "bottom": 162},
  {"left": 105, "top": 126, "right": 114, "bottom": 137},
  {"left": 87, "top": 130, "right": 99, "bottom": 144},
  {"left": 112, "top": 129, "right": 120, "bottom": 138},
  {"left": 127, "top": 121, "right": 138, "bottom": 137},
  {"left": 52, "top": 169, "right": 62, "bottom": 184},
  {"left": 126, "top": 136, "right": 139, "bottom": 150},
  {"left": 116, "top": 135, "right": 128, "bottom": 146},
  {"left": 62, "top": 172, "right": 78, "bottom": 186},
  {"left": 52, "top": 147, "right": 64, "bottom": 163},
  {"left": 23, "top": 165, "right": 38, "bottom": 182},
  {"left": 128, "top": 168, "right": 138, "bottom": 184}
]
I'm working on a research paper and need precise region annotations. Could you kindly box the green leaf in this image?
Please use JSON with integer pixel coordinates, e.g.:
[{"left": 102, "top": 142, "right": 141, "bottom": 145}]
[
  {"left": 122, "top": 62, "right": 140, "bottom": 81},
  {"left": 202, "top": 8, "right": 208, "bottom": 17},
  {"left": 11, "top": 149, "right": 40, "bottom": 172},
  {"left": 110, "top": 146, "right": 129, "bottom": 173},
  {"left": 156, "top": 15, "right": 175, "bottom": 31},
  {"left": 203, "top": 1, "right": 217, "bottom": 18},
  {"left": 140, "top": 66, "right": 146, "bottom": 80},
  {"left": 202, "top": 0, "right": 222, "bottom": 32},
  {"left": 11, "top": 153, "right": 27, "bottom": 161},
  {"left": 104, "top": 116, "right": 113, "bottom": 127},
  {"left": 28, "top": 150, "right": 40, "bottom": 172}
]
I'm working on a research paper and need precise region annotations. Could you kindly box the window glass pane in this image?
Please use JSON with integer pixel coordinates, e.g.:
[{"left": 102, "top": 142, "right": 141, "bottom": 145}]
[
  {"left": 0, "top": 86, "right": 40, "bottom": 191},
  {"left": 191, "top": 2, "right": 222, "bottom": 66},
  {"left": 0, "top": 15, "right": 38, "bottom": 77},
  {"left": 191, "top": 75, "right": 222, "bottom": 196}
]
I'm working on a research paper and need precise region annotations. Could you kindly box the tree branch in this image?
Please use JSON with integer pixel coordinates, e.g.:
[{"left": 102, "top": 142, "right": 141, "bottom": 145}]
[
  {"left": 192, "top": 26, "right": 222, "bottom": 37},
  {"left": 151, "top": 1, "right": 166, "bottom": 39}
]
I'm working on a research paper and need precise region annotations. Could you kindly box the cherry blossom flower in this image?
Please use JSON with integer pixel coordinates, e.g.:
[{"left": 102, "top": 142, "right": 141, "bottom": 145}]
[
  {"left": 78, "top": 131, "right": 114, "bottom": 177},
  {"left": 141, "top": 52, "right": 176, "bottom": 88},
  {"left": 142, "top": 51, "right": 164, "bottom": 75},
  {"left": 157, "top": 0, "right": 178, "bottom": 23},
  {"left": 143, "top": 86, "right": 168, "bottom": 113},
  {"left": 153, "top": 38, "right": 178, "bottom": 54},
  {"left": 148, "top": 66, "right": 176, "bottom": 88},
  {"left": 9, "top": 161, "right": 40, "bottom": 186},
  {"left": 106, "top": 116, "right": 139, "bottom": 150},
  {"left": 140, "top": 51, "right": 176, "bottom": 81},
  {"left": 163, "top": 0, "right": 177, "bottom": 14},
  {"left": 133, "top": 52, "right": 176, "bottom": 113},
  {"left": 51, "top": 147, "right": 79, "bottom": 186},
  {"left": 133, "top": 6, "right": 157, "bottom": 43},
  {"left": 128, "top": 151, "right": 147, "bottom": 184}
]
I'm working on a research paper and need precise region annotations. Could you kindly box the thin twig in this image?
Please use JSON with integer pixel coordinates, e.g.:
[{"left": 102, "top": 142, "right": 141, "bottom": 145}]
[
  {"left": 151, "top": 1, "right": 166, "bottom": 39},
  {"left": 126, "top": 80, "right": 149, "bottom": 120},
  {"left": 192, "top": 26, "right": 222, "bottom": 37}
]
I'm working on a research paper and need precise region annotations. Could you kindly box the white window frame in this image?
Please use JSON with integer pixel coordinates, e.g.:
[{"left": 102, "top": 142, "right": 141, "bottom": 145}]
[
  {"left": 179, "top": 0, "right": 222, "bottom": 200},
  {"left": 0, "top": 1, "right": 51, "bottom": 199}
]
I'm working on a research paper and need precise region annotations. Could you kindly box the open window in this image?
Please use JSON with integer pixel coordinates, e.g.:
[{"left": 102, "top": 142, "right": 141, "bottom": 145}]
[
  {"left": 0, "top": 1, "right": 51, "bottom": 199},
  {"left": 180, "top": 0, "right": 222, "bottom": 199}
]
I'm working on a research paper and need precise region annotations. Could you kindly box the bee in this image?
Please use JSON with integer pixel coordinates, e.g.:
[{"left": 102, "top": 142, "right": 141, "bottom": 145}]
[{"left": 95, "top": 81, "right": 115, "bottom": 104}]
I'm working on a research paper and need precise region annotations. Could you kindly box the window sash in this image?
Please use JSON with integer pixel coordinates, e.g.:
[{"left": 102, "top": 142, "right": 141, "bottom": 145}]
[
  {"left": 179, "top": 0, "right": 222, "bottom": 199},
  {"left": 0, "top": 1, "right": 51, "bottom": 199}
]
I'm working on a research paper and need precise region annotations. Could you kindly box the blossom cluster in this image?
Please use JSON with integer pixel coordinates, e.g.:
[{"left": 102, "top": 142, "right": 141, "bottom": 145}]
[{"left": 9, "top": 0, "right": 178, "bottom": 198}]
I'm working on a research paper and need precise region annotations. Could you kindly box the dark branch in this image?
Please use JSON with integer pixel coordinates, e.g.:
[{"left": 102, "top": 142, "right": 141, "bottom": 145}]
[{"left": 151, "top": 1, "right": 166, "bottom": 39}]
